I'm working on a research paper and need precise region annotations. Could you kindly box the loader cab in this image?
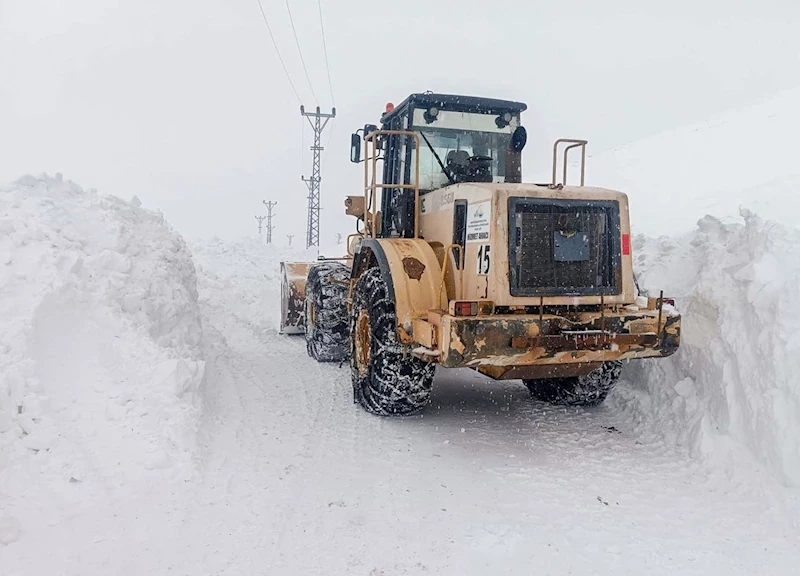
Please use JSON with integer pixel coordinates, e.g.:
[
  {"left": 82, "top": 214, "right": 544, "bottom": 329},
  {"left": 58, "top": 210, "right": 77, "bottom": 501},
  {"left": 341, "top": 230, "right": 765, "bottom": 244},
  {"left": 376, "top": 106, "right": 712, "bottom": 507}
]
[{"left": 353, "top": 93, "right": 528, "bottom": 239}]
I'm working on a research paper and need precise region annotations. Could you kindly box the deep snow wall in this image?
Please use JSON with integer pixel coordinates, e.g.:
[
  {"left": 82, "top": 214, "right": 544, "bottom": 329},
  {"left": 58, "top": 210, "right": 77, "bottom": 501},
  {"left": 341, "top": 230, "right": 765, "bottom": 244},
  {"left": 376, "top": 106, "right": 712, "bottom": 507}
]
[
  {"left": 0, "top": 175, "right": 206, "bottom": 546},
  {"left": 191, "top": 236, "right": 341, "bottom": 334},
  {"left": 618, "top": 211, "right": 800, "bottom": 487}
]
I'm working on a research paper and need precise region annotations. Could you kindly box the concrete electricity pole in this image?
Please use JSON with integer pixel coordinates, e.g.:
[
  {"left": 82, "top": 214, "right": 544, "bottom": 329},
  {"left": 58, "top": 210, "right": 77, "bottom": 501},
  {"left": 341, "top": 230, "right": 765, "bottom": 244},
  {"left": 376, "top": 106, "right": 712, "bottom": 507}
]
[
  {"left": 254, "top": 215, "right": 267, "bottom": 237},
  {"left": 262, "top": 200, "right": 277, "bottom": 244},
  {"left": 287, "top": 234, "right": 294, "bottom": 247},
  {"left": 300, "top": 105, "right": 336, "bottom": 249}
]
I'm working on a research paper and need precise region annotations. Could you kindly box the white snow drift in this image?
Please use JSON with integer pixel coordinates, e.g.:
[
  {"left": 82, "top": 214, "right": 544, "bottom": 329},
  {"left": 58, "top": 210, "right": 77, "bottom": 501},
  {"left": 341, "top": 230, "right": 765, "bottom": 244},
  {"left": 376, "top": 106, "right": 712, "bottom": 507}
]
[
  {"left": 1, "top": 172, "right": 799, "bottom": 573},
  {"left": 588, "top": 87, "right": 800, "bottom": 487},
  {"left": 619, "top": 212, "right": 800, "bottom": 487},
  {"left": 191, "top": 237, "right": 315, "bottom": 334},
  {"left": 0, "top": 175, "right": 204, "bottom": 547}
]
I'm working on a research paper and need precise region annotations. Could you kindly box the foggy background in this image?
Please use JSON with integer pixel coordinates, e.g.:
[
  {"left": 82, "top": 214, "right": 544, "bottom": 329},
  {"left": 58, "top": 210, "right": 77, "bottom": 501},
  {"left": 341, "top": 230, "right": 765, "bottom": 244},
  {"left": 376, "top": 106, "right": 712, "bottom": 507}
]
[{"left": 2, "top": 0, "right": 799, "bottom": 244}]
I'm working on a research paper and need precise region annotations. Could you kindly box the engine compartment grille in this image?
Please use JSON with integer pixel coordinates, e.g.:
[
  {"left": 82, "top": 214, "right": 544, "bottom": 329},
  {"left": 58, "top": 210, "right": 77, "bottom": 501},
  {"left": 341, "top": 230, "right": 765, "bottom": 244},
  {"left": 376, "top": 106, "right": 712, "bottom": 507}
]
[{"left": 508, "top": 198, "right": 621, "bottom": 296}]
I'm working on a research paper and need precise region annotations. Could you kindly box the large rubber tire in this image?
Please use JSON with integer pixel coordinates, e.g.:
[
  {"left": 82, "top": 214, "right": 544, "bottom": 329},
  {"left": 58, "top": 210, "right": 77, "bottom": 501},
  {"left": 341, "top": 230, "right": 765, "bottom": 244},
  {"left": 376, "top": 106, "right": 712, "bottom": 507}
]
[
  {"left": 304, "top": 262, "right": 350, "bottom": 362},
  {"left": 350, "top": 267, "right": 434, "bottom": 416},
  {"left": 523, "top": 361, "right": 622, "bottom": 406}
]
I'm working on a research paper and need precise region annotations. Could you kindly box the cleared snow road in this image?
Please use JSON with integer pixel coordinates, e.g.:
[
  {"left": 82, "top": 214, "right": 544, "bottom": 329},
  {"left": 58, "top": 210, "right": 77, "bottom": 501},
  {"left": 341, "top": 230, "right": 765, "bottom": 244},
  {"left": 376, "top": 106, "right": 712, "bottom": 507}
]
[{"left": 179, "top": 248, "right": 800, "bottom": 576}]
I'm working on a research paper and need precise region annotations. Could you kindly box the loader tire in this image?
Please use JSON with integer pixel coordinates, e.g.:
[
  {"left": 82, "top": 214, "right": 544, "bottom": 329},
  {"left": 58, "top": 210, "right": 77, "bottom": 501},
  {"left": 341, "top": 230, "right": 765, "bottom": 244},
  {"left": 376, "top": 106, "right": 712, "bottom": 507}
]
[
  {"left": 304, "top": 262, "right": 350, "bottom": 362},
  {"left": 523, "top": 361, "right": 622, "bottom": 406},
  {"left": 350, "top": 267, "right": 434, "bottom": 416}
]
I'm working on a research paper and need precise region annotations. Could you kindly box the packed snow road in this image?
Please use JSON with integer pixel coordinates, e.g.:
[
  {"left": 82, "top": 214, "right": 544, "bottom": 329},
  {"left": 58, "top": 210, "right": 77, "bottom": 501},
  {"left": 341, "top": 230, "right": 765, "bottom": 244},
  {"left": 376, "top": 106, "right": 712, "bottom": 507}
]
[
  {"left": 179, "top": 241, "right": 800, "bottom": 576},
  {"left": 194, "top": 337, "right": 800, "bottom": 575}
]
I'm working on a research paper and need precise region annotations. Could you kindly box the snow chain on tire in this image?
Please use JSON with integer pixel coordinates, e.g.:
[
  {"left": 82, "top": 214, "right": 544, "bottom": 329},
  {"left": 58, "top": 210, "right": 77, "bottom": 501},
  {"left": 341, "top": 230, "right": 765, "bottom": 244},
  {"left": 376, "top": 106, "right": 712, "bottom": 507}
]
[
  {"left": 304, "top": 261, "right": 350, "bottom": 362},
  {"left": 350, "top": 267, "right": 434, "bottom": 416},
  {"left": 523, "top": 361, "right": 623, "bottom": 406}
]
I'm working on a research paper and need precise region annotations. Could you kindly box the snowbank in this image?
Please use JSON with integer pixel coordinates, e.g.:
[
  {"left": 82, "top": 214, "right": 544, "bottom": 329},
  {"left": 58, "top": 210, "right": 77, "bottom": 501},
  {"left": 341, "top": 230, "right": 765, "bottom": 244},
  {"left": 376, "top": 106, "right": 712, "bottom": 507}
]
[
  {"left": 0, "top": 174, "right": 205, "bottom": 545},
  {"left": 589, "top": 86, "right": 800, "bottom": 487},
  {"left": 590, "top": 85, "right": 800, "bottom": 236},
  {"left": 191, "top": 236, "right": 342, "bottom": 335},
  {"left": 615, "top": 211, "right": 800, "bottom": 487}
]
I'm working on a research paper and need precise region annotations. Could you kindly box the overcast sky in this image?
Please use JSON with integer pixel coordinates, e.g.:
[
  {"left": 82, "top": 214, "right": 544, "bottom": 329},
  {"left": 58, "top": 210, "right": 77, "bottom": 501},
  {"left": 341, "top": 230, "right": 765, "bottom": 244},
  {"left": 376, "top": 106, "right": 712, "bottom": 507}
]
[{"left": 2, "top": 0, "right": 799, "bottom": 244}]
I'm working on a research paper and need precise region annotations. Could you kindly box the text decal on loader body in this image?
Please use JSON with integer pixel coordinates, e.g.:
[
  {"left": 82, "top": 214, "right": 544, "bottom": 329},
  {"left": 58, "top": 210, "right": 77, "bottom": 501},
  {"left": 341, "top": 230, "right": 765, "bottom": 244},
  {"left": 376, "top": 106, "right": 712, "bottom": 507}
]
[{"left": 466, "top": 200, "right": 491, "bottom": 243}]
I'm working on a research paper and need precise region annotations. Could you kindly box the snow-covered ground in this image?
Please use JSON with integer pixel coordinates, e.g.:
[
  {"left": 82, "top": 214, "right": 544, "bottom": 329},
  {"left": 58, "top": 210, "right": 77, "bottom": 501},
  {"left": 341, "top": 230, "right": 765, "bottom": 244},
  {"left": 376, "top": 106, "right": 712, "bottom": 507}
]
[
  {"left": 3, "top": 126, "right": 800, "bottom": 575},
  {"left": 0, "top": 175, "right": 205, "bottom": 565},
  {"left": 588, "top": 87, "right": 800, "bottom": 489},
  {"left": 178, "top": 236, "right": 800, "bottom": 575},
  {"left": 3, "top": 175, "right": 800, "bottom": 574},
  {"left": 622, "top": 213, "right": 800, "bottom": 489}
]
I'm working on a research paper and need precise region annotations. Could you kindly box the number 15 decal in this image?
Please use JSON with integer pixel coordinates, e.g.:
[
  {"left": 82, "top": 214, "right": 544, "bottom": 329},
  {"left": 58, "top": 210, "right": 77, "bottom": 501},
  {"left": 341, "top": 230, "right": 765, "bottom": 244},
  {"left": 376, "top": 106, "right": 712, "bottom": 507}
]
[{"left": 477, "top": 245, "right": 491, "bottom": 275}]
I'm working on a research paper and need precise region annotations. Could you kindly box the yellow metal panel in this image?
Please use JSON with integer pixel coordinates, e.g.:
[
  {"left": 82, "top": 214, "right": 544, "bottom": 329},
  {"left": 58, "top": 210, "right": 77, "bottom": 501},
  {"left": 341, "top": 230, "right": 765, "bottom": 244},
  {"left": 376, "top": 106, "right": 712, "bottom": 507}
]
[
  {"left": 374, "top": 238, "right": 444, "bottom": 333},
  {"left": 418, "top": 182, "right": 638, "bottom": 306},
  {"left": 412, "top": 319, "right": 437, "bottom": 348}
]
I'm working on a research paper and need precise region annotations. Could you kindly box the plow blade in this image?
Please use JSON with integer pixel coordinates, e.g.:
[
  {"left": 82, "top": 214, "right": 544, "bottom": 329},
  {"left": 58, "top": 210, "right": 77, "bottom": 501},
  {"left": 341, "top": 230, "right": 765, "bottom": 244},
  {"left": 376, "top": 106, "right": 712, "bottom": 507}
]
[{"left": 280, "top": 262, "right": 312, "bottom": 334}]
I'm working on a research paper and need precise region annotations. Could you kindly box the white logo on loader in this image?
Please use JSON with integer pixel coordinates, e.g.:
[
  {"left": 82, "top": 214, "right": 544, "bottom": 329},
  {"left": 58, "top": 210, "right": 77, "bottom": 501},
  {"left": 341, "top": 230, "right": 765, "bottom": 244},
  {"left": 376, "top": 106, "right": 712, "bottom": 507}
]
[{"left": 466, "top": 200, "right": 491, "bottom": 243}]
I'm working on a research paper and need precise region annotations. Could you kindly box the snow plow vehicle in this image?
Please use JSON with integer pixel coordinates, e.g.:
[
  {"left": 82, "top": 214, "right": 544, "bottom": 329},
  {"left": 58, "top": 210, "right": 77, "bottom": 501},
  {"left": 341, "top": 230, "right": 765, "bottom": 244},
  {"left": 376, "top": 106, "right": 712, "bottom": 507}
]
[{"left": 280, "top": 93, "right": 680, "bottom": 416}]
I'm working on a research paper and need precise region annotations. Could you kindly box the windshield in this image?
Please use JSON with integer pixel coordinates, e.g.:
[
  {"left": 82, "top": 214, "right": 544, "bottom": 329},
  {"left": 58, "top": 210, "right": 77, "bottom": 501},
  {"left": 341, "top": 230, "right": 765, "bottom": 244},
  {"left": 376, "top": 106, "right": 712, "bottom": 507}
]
[{"left": 411, "top": 108, "right": 519, "bottom": 190}]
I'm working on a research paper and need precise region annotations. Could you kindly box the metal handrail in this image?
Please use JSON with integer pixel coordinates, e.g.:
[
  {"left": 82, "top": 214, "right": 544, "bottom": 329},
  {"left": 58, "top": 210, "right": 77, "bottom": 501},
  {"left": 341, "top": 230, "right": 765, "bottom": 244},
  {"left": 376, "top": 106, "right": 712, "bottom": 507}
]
[
  {"left": 345, "top": 232, "right": 364, "bottom": 258},
  {"left": 551, "top": 138, "right": 588, "bottom": 186},
  {"left": 363, "top": 129, "right": 421, "bottom": 238}
]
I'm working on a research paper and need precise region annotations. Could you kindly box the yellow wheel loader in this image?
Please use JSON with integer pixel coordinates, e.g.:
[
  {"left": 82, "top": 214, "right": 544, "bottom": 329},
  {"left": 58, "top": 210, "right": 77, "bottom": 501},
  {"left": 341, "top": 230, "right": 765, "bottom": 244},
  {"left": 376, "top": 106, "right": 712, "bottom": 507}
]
[{"left": 281, "top": 93, "right": 680, "bottom": 416}]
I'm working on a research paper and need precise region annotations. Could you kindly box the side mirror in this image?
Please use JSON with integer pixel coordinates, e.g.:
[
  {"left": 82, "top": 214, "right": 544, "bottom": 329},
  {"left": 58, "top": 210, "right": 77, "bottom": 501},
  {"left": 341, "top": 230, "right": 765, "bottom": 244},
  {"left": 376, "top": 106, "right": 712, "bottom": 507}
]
[
  {"left": 511, "top": 126, "right": 527, "bottom": 152},
  {"left": 350, "top": 133, "right": 361, "bottom": 163}
]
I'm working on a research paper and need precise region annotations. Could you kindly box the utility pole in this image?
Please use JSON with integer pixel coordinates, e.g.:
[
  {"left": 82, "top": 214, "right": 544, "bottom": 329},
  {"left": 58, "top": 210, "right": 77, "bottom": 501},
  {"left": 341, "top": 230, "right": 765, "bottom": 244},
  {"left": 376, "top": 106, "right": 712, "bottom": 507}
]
[
  {"left": 262, "top": 200, "right": 277, "bottom": 244},
  {"left": 301, "top": 105, "right": 336, "bottom": 248},
  {"left": 254, "top": 215, "right": 267, "bottom": 237},
  {"left": 287, "top": 234, "right": 294, "bottom": 247}
]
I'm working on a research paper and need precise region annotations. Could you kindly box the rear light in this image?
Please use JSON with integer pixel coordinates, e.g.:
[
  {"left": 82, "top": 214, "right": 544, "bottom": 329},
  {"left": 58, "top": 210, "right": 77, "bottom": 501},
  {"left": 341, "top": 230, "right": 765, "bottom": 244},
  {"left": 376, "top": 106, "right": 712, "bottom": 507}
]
[
  {"left": 451, "top": 301, "right": 494, "bottom": 316},
  {"left": 453, "top": 301, "right": 478, "bottom": 316},
  {"left": 622, "top": 233, "right": 631, "bottom": 256},
  {"left": 662, "top": 297, "right": 675, "bottom": 307}
]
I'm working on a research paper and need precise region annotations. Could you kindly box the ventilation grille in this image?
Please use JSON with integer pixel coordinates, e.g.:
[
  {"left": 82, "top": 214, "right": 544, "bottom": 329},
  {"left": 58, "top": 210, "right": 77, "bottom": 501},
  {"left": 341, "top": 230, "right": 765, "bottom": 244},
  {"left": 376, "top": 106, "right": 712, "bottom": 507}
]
[{"left": 509, "top": 200, "right": 621, "bottom": 296}]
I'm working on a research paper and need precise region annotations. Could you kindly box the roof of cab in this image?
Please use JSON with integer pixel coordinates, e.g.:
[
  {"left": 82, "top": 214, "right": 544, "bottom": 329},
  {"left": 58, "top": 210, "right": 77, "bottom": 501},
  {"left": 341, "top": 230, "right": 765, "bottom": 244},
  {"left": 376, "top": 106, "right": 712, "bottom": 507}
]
[{"left": 381, "top": 93, "right": 527, "bottom": 125}]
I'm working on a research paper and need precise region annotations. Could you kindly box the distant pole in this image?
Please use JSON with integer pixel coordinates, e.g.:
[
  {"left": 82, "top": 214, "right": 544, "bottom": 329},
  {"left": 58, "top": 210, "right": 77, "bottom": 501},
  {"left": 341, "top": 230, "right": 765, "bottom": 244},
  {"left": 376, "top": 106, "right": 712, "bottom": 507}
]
[
  {"left": 263, "top": 200, "right": 277, "bottom": 244},
  {"left": 254, "top": 215, "right": 267, "bottom": 236},
  {"left": 336, "top": 232, "right": 343, "bottom": 245},
  {"left": 301, "top": 105, "right": 336, "bottom": 248},
  {"left": 287, "top": 234, "right": 294, "bottom": 246}
]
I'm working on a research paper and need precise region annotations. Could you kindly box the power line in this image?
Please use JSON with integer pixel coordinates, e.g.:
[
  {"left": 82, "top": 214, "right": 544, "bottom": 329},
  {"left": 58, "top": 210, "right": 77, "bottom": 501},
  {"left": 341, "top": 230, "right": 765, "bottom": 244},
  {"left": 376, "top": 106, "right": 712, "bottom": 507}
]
[
  {"left": 317, "top": 0, "right": 335, "bottom": 106},
  {"left": 254, "top": 0, "right": 302, "bottom": 103},
  {"left": 300, "top": 114, "right": 305, "bottom": 171},
  {"left": 285, "top": 0, "right": 319, "bottom": 105}
]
